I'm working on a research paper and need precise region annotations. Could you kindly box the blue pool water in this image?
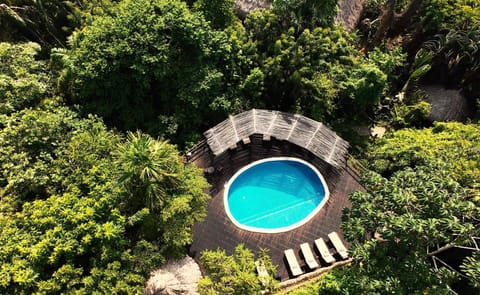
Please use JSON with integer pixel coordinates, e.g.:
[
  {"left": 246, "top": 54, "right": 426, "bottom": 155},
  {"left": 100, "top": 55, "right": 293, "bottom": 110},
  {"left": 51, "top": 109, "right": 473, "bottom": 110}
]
[{"left": 225, "top": 158, "right": 329, "bottom": 233}]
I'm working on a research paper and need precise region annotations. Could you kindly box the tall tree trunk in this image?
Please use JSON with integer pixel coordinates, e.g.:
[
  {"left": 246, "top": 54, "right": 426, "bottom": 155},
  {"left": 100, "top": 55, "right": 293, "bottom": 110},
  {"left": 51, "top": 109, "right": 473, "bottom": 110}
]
[
  {"left": 367, "top": 0, "right": 424, "bottom": 51},
  {"left": 392, "top": 0, "right": 423, "bottom": 36},
  {"left": 369, "top": 0, "right": 396, "bottom": 50}
]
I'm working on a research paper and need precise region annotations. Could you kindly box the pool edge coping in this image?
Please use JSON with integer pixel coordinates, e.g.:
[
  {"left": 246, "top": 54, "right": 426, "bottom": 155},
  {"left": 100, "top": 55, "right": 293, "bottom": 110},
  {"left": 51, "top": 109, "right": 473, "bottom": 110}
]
[{"left": 223, "top": 157, "right": 331, "bottom": 234}]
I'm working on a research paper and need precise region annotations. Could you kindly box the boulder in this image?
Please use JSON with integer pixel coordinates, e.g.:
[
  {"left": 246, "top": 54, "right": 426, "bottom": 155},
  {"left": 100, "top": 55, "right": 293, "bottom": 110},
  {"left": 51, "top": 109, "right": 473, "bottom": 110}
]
[
  {"left": 234, "top": 0, "right": 271, "bottom": 19},
  {"left": 335, "top": 0, "right": 366, "bottom": 31},
  {"left": 422, "top": 85, "right": 472, "bottom": 122}
]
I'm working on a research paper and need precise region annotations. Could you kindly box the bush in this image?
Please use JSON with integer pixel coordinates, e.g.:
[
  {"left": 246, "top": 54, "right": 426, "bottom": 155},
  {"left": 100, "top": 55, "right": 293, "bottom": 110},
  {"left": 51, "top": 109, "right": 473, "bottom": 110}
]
[{"left": 198, "top": 245, "right": 277, "bottom": 295}]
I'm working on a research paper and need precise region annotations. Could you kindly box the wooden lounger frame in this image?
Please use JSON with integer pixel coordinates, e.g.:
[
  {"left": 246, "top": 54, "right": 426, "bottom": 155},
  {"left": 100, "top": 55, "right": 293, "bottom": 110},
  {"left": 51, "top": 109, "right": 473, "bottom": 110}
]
[{"left": 300, "top": 243, "right": 320, "bottom": 270}]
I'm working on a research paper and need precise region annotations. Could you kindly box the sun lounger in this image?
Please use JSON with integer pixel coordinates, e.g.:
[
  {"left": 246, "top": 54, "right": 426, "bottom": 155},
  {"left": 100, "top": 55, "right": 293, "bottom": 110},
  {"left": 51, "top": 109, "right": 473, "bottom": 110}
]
[
  {"left": 314, "top": 238, "right": 336, "bottom": 264},
  {"left": 255, "top": 260, "right": 269, "bottom": 286},
  {"left": 328, "top": 231, "right": 349, "bottom": 259},
  {"left": 284, "top": 249, "right": 303, "bottom": 277},
  {"left": 300, "top": 243, "right": 319, "bottom": 270}
]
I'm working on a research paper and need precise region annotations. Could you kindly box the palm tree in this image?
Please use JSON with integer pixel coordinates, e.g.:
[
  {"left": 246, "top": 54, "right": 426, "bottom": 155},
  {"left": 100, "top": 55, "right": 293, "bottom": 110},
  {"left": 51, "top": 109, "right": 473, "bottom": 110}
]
[{"left": 114, "top": 131, "right": 181, "bottom": 213}]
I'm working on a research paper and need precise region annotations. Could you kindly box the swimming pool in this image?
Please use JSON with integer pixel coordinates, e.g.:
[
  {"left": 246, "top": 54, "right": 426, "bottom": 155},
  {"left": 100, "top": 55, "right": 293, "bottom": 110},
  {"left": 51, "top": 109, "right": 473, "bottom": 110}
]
[{"left": 224, "top": 157, "right": 329, "bottom": 233}]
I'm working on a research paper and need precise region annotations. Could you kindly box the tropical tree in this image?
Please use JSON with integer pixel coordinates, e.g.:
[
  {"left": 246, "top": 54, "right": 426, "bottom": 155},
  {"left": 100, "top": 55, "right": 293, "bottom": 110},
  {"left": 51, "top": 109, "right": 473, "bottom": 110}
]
[
  {"left": 339, "top": 163, "right": 479, "bottom": 293},
  {"left": 422, "top": 0, "right": 480, "bottom": 33},
  {"left": 115, "top": 131, "right": 181, "bottom": 212},
  {"left": 0, "top": 116, "right": 152, "bottom": 293},
  {"left": 193, "top": 0, "right": 236, "bottom": 29},
  {"left": 60, "top": 0, "right": 243, "bottom": 144},
  {"left": 242, "top": 11, "right": 388, "bottom": 123},
  {"left": 367, "top": 122, "right": 480, "bottom": 196},
  {"left": 0, "top": 106, "right": 97, "bottom": 209},
  {"left": 422, "top": 29, "right": 480, "bottom": 102},
  {"left": 362, "top": 0, "right": 479, "bottom": 120},
  {"left": 0, "top": 42, "right": 211, "bottom": 292},
  {"left": 114, "top": 131, "right": 210, "bottom": 255},
  {"left": 0, "top": 114, "right": 210, "bottom": 293},
  {"left": 0, "top": 42, "right": 51, "bottom": 115},
  {"left": 461, "top": 252, "right": 480, "bottom": 288},
  {"left": 272, "top": 0, "right": 338, "bottom": 30}
]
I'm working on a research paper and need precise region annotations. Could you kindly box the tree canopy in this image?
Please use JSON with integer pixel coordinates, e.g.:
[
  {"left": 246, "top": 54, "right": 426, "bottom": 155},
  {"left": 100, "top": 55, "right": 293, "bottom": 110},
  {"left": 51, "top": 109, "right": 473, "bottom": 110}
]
[
  {"left": 0, "top": 42, "right": 51, "bottom": 115},
  {"left": 0, "top": 0, "right": 479, "bottom": 293},
  {"left": 367, "top": 122, "right": 480, "bottom": 196},
  {"left": 0, "top": 115, "right": 209, "bottom": 293},
  {"left": 198, "top": 245, "right": 277, "bottom": 295},
  {"left": 60, "top": 0, "right": 242, "bottom": 144},
  {"left": 56, "top": 0, "right": 393, "bottom": 144},
  {"left": 241, "top": 13, "right": 388, "bottom": 122},
  {"left": 340, "top": 164, "right": 479, "bottom": 293},
  {"left": 0, "top": 42, "right": 210, "bottom": 293}
]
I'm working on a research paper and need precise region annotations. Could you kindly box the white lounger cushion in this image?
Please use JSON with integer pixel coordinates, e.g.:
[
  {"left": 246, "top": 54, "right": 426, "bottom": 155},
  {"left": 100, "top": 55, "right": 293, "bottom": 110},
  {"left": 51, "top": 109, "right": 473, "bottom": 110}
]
[
  {"left": 284, "top": 249, "right": 303, "bottom": 276},
  {"left": 300, "top": 243, "right": 319, "bottom": 270},
  {"left": 314, "top": 238, "right": 336, "bottom": 264},
  {"left": 328, "top": 231, "right": 349, "bottom": 259},
  {"left": 255, "top": 260, "right": 269, "bottom": 286}
]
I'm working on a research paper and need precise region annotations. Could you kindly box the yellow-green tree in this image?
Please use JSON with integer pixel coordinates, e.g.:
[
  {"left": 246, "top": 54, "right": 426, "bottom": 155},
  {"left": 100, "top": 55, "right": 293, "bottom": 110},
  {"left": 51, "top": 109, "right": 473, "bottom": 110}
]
[
  {"left": 198, "top": 245, "right": 277, "bottom": 295},
  {"left": 368, "top": 122, "right": 480, "bottom": 196},
  {"left": 0, "top": 42, "right": 211, "bottom": 293}
]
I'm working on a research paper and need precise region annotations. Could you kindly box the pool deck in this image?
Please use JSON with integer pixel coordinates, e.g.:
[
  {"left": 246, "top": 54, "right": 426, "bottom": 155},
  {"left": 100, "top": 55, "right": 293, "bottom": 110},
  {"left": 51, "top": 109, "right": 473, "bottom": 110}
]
[{"left": 188, "top": 135, "right": 363, "bottom": 281}]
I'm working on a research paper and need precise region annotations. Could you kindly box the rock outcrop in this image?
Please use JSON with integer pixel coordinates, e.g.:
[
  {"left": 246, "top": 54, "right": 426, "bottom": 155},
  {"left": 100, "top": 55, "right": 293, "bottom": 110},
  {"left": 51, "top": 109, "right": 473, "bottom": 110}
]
[
  {"left": 422, "top": 85, "right": 472, "bottom": 122},
  {"left": 234, "top": 0, "right": 366, "bottom": 31},
  {"left": 335, "top": 0, "right": 366, "bottom": 31},
  {"left": 234, "top": 0, "right": 271, "bottom": 19}
]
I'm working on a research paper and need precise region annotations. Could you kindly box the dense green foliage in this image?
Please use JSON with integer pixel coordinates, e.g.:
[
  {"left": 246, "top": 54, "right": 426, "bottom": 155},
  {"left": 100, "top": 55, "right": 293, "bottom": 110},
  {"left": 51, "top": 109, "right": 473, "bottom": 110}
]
[
  {"left": 115, "top": 131, "right": 210, "bottom": 254},
  {"left": 1, "top": 0, "right": 480, "bottom": 292},
  {"left": 461, "top": 252, "right": 480, "bottom": 288},
  {"left": 194, "top": 0, "right": 236, "bottom": 29},
  {"left": 58, "top": 0, "right": 392, "bottom": 144},
  {"left": 340, "top": 164, "right": 478, "bottom": 293},
  {"left": 361, "top": 123, "right": 480, "bottom": 290},
  {"left": 61, "top": 0, "right": 243, "bottom": 144},
  {"left": 0, "top": 42, "right": 51, "bottom": 115},
  {"left": 423, "top": 0, "right": 479, "bottom": 32},
  {"left": 0, "top": 106, "right": 96, "bottom": 207},
  {"left": 272, "top": 0, "right": 338, "bottom": 29},
  {"left": 198, "top": 245, "right": 277, "bottom": 294},
  {"left": 0, "top": 43, "right": 209, "bottom": 293},
  {"left": 242, "top": 13, "right": 387, "bottom": 122},
  {"left": 367, "top": 122, "right": 480, "bottom": 195}
]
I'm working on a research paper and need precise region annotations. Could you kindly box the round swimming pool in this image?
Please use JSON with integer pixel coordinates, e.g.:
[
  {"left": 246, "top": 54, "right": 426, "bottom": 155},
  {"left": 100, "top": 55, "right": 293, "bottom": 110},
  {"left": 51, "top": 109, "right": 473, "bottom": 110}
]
[{"left": 224, "top": 157, "right": 329, "bottom": 233}]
